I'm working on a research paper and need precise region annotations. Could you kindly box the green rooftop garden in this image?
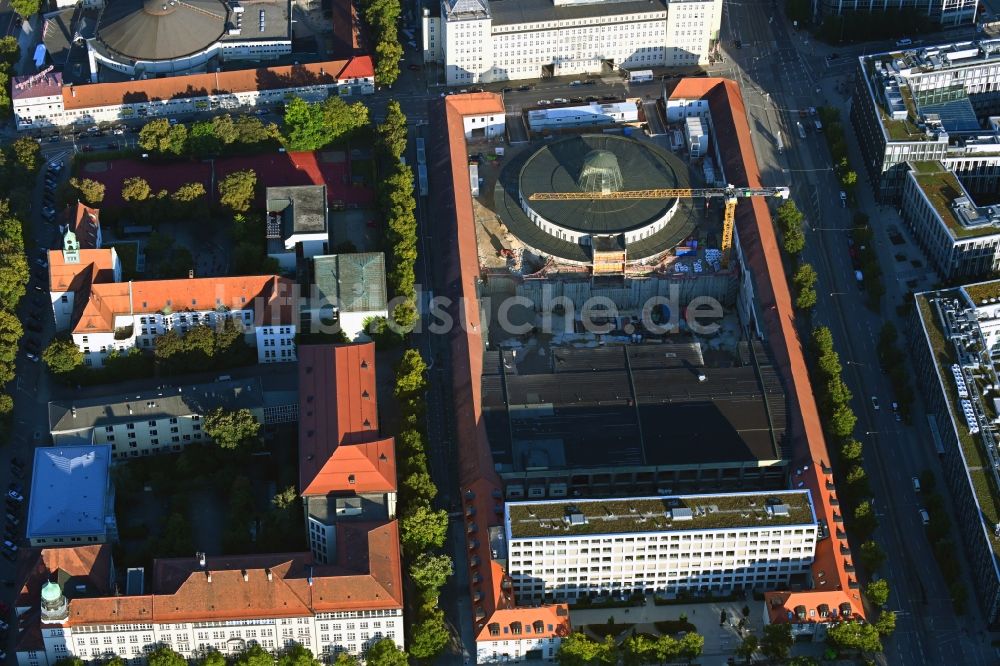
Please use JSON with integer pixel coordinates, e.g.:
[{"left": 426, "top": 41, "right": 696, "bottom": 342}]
[
  {"left": 911, "top": 164, "right": 995, "bottom": 239},
  {"left": 963, "top": 281, "right": 1000, "bottom": 306},
  {"left": 507, "top": 493, "right": 814, "bottom": 538},
  {"left": 916, "top": 293, "right": 1000, "bottom": 555}
]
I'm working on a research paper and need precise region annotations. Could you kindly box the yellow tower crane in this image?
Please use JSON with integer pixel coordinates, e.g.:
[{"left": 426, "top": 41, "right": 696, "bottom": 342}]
[{"left": 528, "top": 185, "right": 790, "bottom": 268}]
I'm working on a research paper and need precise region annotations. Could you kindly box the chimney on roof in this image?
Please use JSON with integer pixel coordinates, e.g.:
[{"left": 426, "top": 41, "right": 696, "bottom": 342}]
[
  {"left": 308, "top": 566, "right": 314, "bottom": 587},
  {"left": 71, "top": 407, "right": 77, "bottom": 418},
  {"left": 188, "top": 269, "right": 194, "bottom": 279},
  {"left": 266, "top": 568, "right": 273, "bottom": 581},
  {"left": 242, "top": 569, "right": 248, "bottom": 582},
  {"left": 197, "top": 552, "right": 206, "bottom": 567},
  {"left": 206, "top": 571, "right": 212, "bottom": 583}
]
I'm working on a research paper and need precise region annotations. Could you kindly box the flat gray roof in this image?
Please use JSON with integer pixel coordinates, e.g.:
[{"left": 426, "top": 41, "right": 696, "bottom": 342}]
[
  {"left": 267, "top": 184, "right": 328, "bottom": 235},
  {"left": 312, "top": 252, "right": 388, "bottom": 313},
  {"left": 27, "top": 444, "right": 112, "bottom": 540},
  {"left": 490, "top": 0, "right": 666, "bottom": 26},
  {"left": 506, "top": 490, "right": 815, "bottom": 538},
  {"left": 49, "top": 378, "right": 263, "bottom": 433}
]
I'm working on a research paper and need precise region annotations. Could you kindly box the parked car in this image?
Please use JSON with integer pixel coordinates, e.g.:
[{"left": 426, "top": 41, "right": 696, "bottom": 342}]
[
  {"left": 5, "top": 513, "right": 19, "bottom": 527},
  {"left": 553, "top": 98, "right": 569, "bottom": 104},
  {"left": 919, "top": 508, "right": 930, "bottom": 525},
  {"left": 912, "top": 476, "right": 921, "bottom": 493},
  {"left": 24, "top": 352, "right": 38, "bottom": 363},
  {"left": 7, "top": 491, "right": 22, "bottom": 503},
  {"left": 407, "top": 63, "right": 421, "bottom": 71},
  {"left": 3, "top": 540, "right": 18, "bottom": 553},
  {"left": 871, "top": 396, "right": 879, "bottom": 411},
  {"left": 839, "top": 191, "right": 847, "bottom": 207},
  {"left": 582, "top": 79, "right": 596, "bottom": 85},
  {"left": 48, "top": 135, "right": 60, "bottom": 143},
  {"left": 536, "top": 99, "right": 551, "bottom": 106}
]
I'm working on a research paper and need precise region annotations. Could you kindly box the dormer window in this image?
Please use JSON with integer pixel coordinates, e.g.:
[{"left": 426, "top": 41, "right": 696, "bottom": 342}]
[{"left": 348, "top": 474, "right": 356, "bottom": 484}]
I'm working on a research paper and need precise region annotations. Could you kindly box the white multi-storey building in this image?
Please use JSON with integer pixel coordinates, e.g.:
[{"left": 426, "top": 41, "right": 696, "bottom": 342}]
[
  {"left": 900, "top": 160, "right": 1000, "bottom": 280},
  {"left": 423, "top": 0, "right": 721, "bottom": 85},
  {"left": 504, "top": 491, "right": 818, "bottom": 603},
  {"left": 49, "top": 378, "right": 267, "bottom": 459},
  {"left": 16, "top": 545, "right": 404, "bottom": 666},
  {"left": 12, "top": 57, "right": 374, "bottom": 130},
  {"left": 48, "top": 236, "right": 297, "bottom": 368}
]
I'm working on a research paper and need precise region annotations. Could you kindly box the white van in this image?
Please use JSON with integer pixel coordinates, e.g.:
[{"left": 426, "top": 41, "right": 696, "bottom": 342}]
[
  {"left": 912, "top": 477, "right": 921, "bottom": 493},
  {"left": 919, "top": 508, "right": 930, "bottom": 526}
]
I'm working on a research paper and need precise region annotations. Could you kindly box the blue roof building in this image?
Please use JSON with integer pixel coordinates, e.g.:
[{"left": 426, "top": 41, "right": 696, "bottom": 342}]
[{"left": 26, "top": 444, "right": 116, "bottom": 547}]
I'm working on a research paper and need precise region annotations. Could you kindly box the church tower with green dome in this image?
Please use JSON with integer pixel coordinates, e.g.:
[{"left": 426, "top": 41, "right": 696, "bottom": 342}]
[{"left": 40, "top": 580, "right": 68, "bottom": 624}]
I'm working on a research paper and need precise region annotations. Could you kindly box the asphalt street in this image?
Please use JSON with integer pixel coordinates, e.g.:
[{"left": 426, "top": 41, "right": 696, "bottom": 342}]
[{"left": 722, "top": 1, "right": 997, "bottom": 664}]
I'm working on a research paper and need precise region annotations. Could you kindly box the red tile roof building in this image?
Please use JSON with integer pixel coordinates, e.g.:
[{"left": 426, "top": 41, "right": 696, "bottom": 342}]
[
  {"left": 14, "top": 57, "right": 375, "bottom": 131},
  {"left": 46, "top": 240, "right": 298, "bottom": 368},
  {"left": 434, "top": 84, "right": 864, "bottom": 660},
  {"left": 434, "top": 93, "right": 571, "bottom": 664},
  {"left": 668, "top": 79, "right": 864, "bottom": 633},
  {"left": 14, "top": 544, "right": 403, "bottom": 665},
  {"left": 297, "top": 343, "right": 399, "bottom": 585},
  {"left": 67, "top": 202, "right": 102, "bottom": 250}
]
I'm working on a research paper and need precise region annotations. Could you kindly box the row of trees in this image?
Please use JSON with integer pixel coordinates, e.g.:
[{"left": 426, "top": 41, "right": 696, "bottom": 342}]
[
  {"left": 0, "top": 36, "right": 20, "bottom": 118},
  {"left": 138, "top": 115, "right": 280, "bottom": 157},
  {"left": 918, "top": 471, "right": 971, "bottom": 612},
  {"left": 556, "top": 630, "right": 704, "bottom": 665},
  {"left": 876, "top": 321, "right": 915, "bottom": 422},
  {"left": 376, "top": 103, "right": 419, "bottom": 331},
  {"left": 360, "top": 0, "right": 403, "bottom": 85},
  {"left": 393, "top": 349, "right": 453, "bottom": 658},
  {"left": 282, "top": 96, "right": 370, "bottom": 152},
  {"left": 0, "top": 199, "right": 29, "bottom": 439},
  {"left": 55, "top": 637, "right": 408, "bottom": 666},
  {"left": 850, "top": 212, "right": 885, "bottom": 308},
  {"left": 774, "top": 199, "right": 820, "bottom": 312},
  {"left": 735, "top": 624, "right": 793, "bottom": 663}
]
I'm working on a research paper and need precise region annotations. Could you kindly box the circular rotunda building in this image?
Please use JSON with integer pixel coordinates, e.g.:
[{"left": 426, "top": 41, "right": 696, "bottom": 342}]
[{"left": 495, "top": 134, "right": 699, "bottom": 268}]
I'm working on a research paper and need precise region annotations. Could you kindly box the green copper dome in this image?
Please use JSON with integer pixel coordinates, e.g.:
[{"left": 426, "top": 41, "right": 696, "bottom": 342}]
[{"left": 41, "top": 581, "right": 62, "bottom": 603}]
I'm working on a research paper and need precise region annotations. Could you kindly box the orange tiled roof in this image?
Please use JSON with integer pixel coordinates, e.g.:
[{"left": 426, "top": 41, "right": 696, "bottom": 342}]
[
  {"left": 441, "top": 94, "right": 570, "bottom": 643},
  {"left": 61, "top": 57, "right": 373, "bottom": 111},
  {"left": 15, "top": 544, "right": 113, "bottom": 610},
  {"left": 764, "top": 589, "right": 863, "bottom": 625},
  {"left": 70, "top": 201, "right": 101, "bottom": 249},
  {"left": 47, "top": 247, "right": 117, "bottom": 293},
  {"left": 304, "top": 437, "right": 396, "bottom": 496},
  {"left": 672, "top": 78, "right": 862, "bottom": 618},
  {"left": 65, "top": 526, "right": 402, "bottom": 626},
  {"left": 298, "top": 343, "right": 397, "bottom": 497},
  {"left": 71, "top": 275, "right": 294, "bottom": 334}
]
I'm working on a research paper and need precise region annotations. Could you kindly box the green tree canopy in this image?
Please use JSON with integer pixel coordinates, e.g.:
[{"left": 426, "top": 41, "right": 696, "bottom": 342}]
[
  {"left": 198, "top": 652, "right": 227, "bottom": 666},
  {"left": 139, "top": 119, "right": 170, "bottom": 151},
  {"left": 826, "top": 620, "right": 882, "bottom": 653},
  {"left": 378, "top": 100, "right": 408, "bottom": 160},
  {"left": 12, "top": 136, "right": 40, "bottom": 172},
  {"left": 122, "top": 176, "right": 152, "bottom": 202},
  {"left": 365, "top": 638, "right": 408, "bottom": 666},
  {"left": 841, "top": 438, "right": 863, "bottom": 462},
  {"left": 829, "top": 403, "right": 857, "bottom": 438},
  {"left": 203, "top": 407, "right": 261, "bottom": 450},
  {"left": 409, "top": 552, "right": 453, "bottom": 596},
  {"left": 70, "top": 177, "right": 105, "bottom": 205},
  {"left": 172, "top": 182, "right": 207, "bottom": 202},
  {"left": 42, "top": 338, "right": 83, "bottom": 374},
  {"left": 395, "top": 349, "right": 427, "bottom": 398},
  {"left": 277, "top": 645, "right": 320, "bottom": 666},
  {"left": 760, "top": 623, "right": 793, "bottom": 662},
  {"left": 735, "top": 634, "right": 758, "bottom": 664},
  {"left": 0, "top": 36, "right": 19, "bottom": 66},
  {"left": 400, "top": 502, "right": 449, "bottom": 554},
  {"left": 556, "top": 633, "right": 601, "bottom": 666},
  {"left": 147, "top": 646, "right": 187, "bottom": 666},
  {"left": 283, "top": 96, "right": 370, "bottom": 151},
  {"left": 859, "top": 539, "right": 886, "bottom": 572},
  {"left": 218, "top": 169, "right": 257, "bottom": 212},
  {"left": 409, "top": 607, "right": 450, "bottom": 659},
  {"left": 234, "top": 644, "right": 274, "bottom": 666},
  {"left": 10, "top": 0, "right": 39, "bottom": 18},
  {"left": 866, "top": 578, "right": 890, "bottom": 607},
  {"left": 875, "top": 610, "right": 896, "bottom": 636}
]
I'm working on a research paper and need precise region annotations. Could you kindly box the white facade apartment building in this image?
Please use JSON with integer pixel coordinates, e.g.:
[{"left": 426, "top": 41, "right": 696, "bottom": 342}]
[
  {"left": 18, "top": 544, "right": 404, "bottom": 666},
  {"left": 901, "top": 161, "right": 1000, "bottom": 280},
  {"left": 504, "top": 491, "right": 818, "bottom": 603},
  {"left": 49, "top": 379, "right": 266, "bottom": 459},
  {"left": 424, "top": 0, "right": 721, "bottom": 85},
  {"left": 49, "top": 239, "right": 297, "bottom": 368},
  {"left": 12, "top": 57, "right": 374, "bottom": 130}
]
